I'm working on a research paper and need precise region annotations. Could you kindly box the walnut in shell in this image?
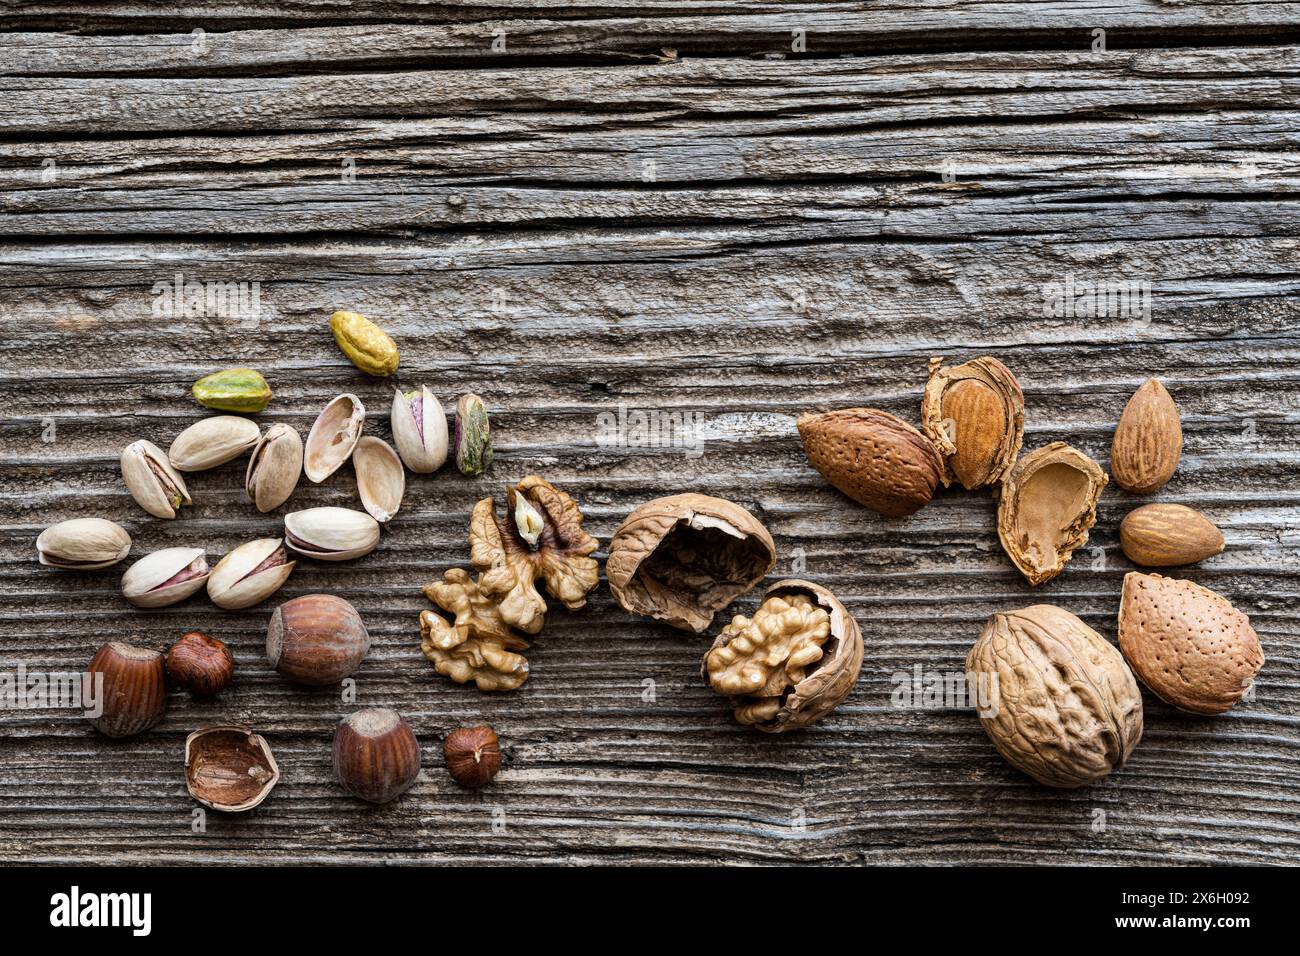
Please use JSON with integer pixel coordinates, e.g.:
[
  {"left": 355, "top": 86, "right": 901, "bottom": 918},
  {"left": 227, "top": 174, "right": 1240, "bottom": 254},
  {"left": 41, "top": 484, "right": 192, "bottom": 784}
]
[
  {"left": 921, "top": 356, "right": 1024, "bottom": 490},
  {"left": 1118, "top": 572, "right": 1263, "bottom": 714},
  {"left": 967, "top": 604, "right": 1143, "bottom": 788},
  {"left": 996, "top": 441, "right": 1108, "bottom": 586},
  {"left": 420, "top": 568, "right": 531, "bottom": 691},
  {"left": 703, "top": 579, "right": 863, "bottom": 732},
  {"left": 607, "top": 493, "right": 776, "bottom": 633},
  {"left": 469, "top": 475, "right": 599, "bottom": 634}
]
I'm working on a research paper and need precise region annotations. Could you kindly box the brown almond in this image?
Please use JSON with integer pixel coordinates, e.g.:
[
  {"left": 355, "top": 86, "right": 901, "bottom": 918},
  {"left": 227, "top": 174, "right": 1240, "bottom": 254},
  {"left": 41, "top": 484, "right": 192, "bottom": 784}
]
[
  {"left": 997, "top": 442, "right": 1108, "bottom": 586},
  {"left": 1119, "top": 504, "right": 1224, "bottom": 567},
  {"left": 921, "top": 356, "right": 1024, "bottom": 490},
  {"left": 1118, "top": 572, "right": 1262, "bottom": 714},
  {"left": 797, "top": 408, "right": 942, "bottom": 518},
  {"left": 1111, "top": 379, "right": 1182, "bottom": 494}
]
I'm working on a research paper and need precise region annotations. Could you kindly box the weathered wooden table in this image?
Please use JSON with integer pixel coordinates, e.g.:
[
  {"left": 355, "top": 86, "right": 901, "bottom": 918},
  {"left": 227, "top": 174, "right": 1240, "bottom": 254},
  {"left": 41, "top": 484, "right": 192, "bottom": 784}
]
[{"left": 1, "top": 2, "right": 1298, "bottom": 866}]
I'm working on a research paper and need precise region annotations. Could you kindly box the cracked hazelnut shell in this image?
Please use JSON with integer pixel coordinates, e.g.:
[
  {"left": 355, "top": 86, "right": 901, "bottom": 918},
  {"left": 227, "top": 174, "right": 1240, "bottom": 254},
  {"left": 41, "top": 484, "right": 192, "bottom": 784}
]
[
  {"left": 703, "top": 579, "right": 863, "bottom": 732},
  {"left": 333, "top": 708, "right": 421, "bottom": 804},
  {"left": 607, "top": 493, "right": 776, "bottom": 633},
  {"left": 185, "top": 726, "right": 280, "bottom": 813}
]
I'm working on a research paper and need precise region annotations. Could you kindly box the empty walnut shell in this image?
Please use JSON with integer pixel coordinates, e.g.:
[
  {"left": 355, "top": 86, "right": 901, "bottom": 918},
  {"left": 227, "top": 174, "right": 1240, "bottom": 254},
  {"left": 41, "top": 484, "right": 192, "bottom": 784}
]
[
  {"left": 921, "top": 356, "right": 1024, "bottom": 490},
  {"left": 607, "top": 493, "right": 776, "bottom": 633},
  {"left": 997, "top": 442, "right": 1108, "bottom": 586},
  {"left": 703, "top": 579, "right": 863, "bottom": 732},
  {"left": 184, "top": 726, "right": 280, "bottom": 812},
  {"left": 797, "top": 408, "right": 942, "bottom": 517},
  {"left": 1118, "top": 572, "right": 1263, "bottom": 715}
]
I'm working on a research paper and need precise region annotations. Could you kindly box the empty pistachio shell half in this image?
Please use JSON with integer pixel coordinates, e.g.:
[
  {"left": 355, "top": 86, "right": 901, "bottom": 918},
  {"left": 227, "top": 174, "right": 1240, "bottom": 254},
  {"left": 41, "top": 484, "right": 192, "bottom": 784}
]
[
  {"left": 284, "top": 507, "right": 380, "bottom": 561},
  {"left": 121, "top": 547, "right": 210, "bottom": 608},
  {"left": 304, "top": 393, "right": 365, "bottom": 483},
  {"left": 122, "top": 439, "right": 192, "bottom": 519},
  {"left": 168, "top": 415, "right": 261, "bottom": 472},
  {"left": 36, "top": 517, "right": 132, "bottom": 570},
  {"left": 391, "top": 385, "right": 448, "bottom": 473},
  {"left": 353, "top": 436, "right": 405, "bottom": 523},
  {"left": 207, "top": 537, "right": 296, "bottom": 610},
  {"left": 246, "top": 423, "right": 303, "bottom": 512}
]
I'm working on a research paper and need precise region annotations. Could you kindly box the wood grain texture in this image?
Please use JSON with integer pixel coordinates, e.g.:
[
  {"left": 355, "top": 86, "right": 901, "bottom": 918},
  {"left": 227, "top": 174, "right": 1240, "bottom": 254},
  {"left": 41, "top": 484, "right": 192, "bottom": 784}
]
[{"left": 0, "top": 3, "right": 1298, "bottom": 866}]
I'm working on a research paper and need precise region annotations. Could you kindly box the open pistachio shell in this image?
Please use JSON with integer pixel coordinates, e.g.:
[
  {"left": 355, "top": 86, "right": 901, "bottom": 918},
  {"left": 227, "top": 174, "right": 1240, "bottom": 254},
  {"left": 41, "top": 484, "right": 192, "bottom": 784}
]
[
  {"left": 36, "top": 517, "right": 132, "bottom": 570},
  {"left": 168, "top": 415, "right": 261, "bottom": 472},
  {"left": 284, "top": 507, "right": 380, "bottom": 561},
  {"left": 122, "top": 439, "right": 192, "bottom": 519},
  {"left": 207, "top": 537, "right": 296, "bottom": 610},
  {"left": 246, "top": 423, "right": 303, "bottom": 512},
  {"left": 121, "top": 547, "right": 209, "bottom": 608},
  {"left": 353, "top": 436, "right": 405, "bottom": 523},
  {"left": 304, "top": 393, "right": 365, "bottom": 483},
  {"left": 390, "top": 385, "right": 448, "bottom": 473}
]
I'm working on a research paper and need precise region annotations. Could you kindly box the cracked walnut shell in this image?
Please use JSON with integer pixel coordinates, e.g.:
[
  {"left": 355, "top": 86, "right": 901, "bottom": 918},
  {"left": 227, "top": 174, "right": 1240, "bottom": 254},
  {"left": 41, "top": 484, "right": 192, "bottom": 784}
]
[
  {"left": 997, "top": 442, "right": 1107, "bottom": 586},
  {"left": 967, "top": 604, "right": 1143, "bottom": 788},
  {"left": 607, "top": 493, "right": 776, "bottom": 633},
  {"left": 703, "top": 580, "right": 863, "bottom": 732},
  {"left": 421, "top": 568, "right": 531, "bottom": 691},
  {"left": 921, "top": 356, "right": 1024, "bottom": 490},
  {"left": 1118, "top": 572, "right": 1263, "bottom": 715},
  {"left": 469, "top": 475, "right": 599, "bottom": 634}
]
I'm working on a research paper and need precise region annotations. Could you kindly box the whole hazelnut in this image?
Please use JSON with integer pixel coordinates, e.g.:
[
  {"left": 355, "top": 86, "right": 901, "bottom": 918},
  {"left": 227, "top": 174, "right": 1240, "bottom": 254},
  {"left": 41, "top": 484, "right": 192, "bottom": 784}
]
[
  {"left": 166, "top": 631, "right": 233, "bottom": 697},
  {"left": 86, "top": 642, "right": 167, "bottom": 738},
  {"left": 443, "top": 726, "right": 501, "bottom": 788},
  {"left": 267, "top": 593, "right": 370, "bottom": 685},
  {"left": 332, "top": 708, "right": 421, "bottom": 804}
]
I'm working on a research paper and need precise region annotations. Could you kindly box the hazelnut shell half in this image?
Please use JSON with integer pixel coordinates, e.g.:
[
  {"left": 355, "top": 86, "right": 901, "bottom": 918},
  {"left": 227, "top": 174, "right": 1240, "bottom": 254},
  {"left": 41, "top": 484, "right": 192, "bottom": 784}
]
[
  {"left": 184, "top": 726, "right": 280, "bottom": 812},
  {"left": 606, "top": 493, "right": 776, "bottom": 633}
]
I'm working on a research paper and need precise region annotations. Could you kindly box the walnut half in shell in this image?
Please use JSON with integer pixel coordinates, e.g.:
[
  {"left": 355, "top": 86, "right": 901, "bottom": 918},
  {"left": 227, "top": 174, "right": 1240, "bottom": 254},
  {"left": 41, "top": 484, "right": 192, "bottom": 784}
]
[
  {"left": 607, "top": 493, "right": 777, "bottom": 633},
  {"left": 703, "top": 580, "right": 863, "bottom": 732},
  {"left": 420, "top": 568, "right": 531, "bottom": 691}
]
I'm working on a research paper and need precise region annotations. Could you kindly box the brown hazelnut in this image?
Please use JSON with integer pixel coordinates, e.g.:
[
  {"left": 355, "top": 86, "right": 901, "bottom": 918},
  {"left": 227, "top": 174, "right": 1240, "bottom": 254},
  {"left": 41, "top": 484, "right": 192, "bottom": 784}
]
[
  {"left": 443, "top": 726, "right": 502, "bottom": 788},
  {"left": 332, "top": 708, "right": 421, "bottom": 804},
  {"left": 86, "top": 642, "right": 167, "bottom": 738},
  {"left": 166, "top": 631, "right": 233, "bottom": 697},
  {"left": 184, "top": 726, "right": 280, "bottom": 812},
  {"left": 267, "top": 593, "right": 370, "bottom": 685}
]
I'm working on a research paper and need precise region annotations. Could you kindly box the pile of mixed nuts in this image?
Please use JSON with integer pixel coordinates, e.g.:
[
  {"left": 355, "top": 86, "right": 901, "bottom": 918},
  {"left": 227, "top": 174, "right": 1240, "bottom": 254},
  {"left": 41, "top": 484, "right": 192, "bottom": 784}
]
[{"left": 33, "top": 324, "right": 1264, "bottom": 807}]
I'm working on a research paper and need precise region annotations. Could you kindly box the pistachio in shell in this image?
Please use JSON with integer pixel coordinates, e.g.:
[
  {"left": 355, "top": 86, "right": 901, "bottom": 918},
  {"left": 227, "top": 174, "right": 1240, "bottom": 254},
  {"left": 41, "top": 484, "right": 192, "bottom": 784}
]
[
  {"left": 207, "top": 537, "right": 296, "bottom": 610},
  {"left": 353, "top": 436, "right": 405, "bottom": 523},
  {"left": 168, "top": 415, "right": 261, "bottom": 472},
  {"left": 996, "top": 442, "right": 1107, "bottom": 586},
  {"left": 121, "top": 547, "right": 210, "bottom": 608},
  {"left": 185, "top": 726, "right": 280, "bottom": 813},
  {"left": 607, "top": 493, "right": 776, "bottom": 633},
  {"left": 391, "top": 385, "right": 448, "bottom": 473},
  {"left": 703, "top": 579, "right": 863, "bottom": 732},
  {"left": 121, "top": 439, "right": 192, "bottom": 519},
  {"left": 303, "top": 393, "right": 365, "bottom": 483},
  {"left": 36, "top": 517, "right": 132, "bottom": 570},
  {"left": 245, "top": 423, "right": 303, "bottom": 513},
  {"left": 284, "top": 507, "right": 380, "bottom": 561},
  {"left": 191, "top": 368, "right": 272, "bottom": 413},
  {"left": 921, "top": 356, "right": 1024, "bottom": 490}
]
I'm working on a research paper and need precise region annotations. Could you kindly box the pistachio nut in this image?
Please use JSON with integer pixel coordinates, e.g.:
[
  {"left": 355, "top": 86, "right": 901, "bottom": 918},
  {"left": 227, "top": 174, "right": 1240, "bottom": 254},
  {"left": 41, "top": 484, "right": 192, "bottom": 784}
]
[
  {"left": 207, "top": 537, "right": 296, "bottom": 609},
  {"left": 330, "top": 310, "right": 399, "bottom": 377},
  {"left": 390, "top": 385, "right": 448, "bottom": 473},
  {"left": 192, "top": 368, "right": 272, "bottom": 413},
  {"left": 284, "top": 507, "right": 380, "bottom": 561},
  {"left": 121, "top": 547, "right": 209, "bottom": 608},
  {"left": 121, "top": 439, "right": 192, "bottom": 519},
  {"left": 168, "top": 415, "right": 261, "bottom": 472},
  {"left": 246, "top": 423, "right": 303, "bottom": 512},
  {"left": 36, "top": 517, "right": 132, "bottom": 570},
  {"left": 353, "top": 436, "right": 405, "bottom": 524},
  {"left": 304, "top": 393, "right": 365, "bottom": 483},
  {"left": 454, "top": 393, "right": 492, "bottom": 477}
]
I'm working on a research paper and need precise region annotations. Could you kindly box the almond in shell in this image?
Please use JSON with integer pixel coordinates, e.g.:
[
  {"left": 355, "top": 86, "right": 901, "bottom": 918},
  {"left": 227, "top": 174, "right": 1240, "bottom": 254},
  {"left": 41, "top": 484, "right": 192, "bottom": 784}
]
[
  {"left": 1119, "top": 504, "right": 1223, "bottom": 567},
  {"left": 921, "top": 356, "right": 1024, "bottom": 490}
]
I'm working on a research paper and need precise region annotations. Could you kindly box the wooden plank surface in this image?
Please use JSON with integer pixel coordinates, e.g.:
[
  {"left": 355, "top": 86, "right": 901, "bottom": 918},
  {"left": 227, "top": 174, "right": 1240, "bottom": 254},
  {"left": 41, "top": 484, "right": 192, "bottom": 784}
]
[{"left": 0, "top": 2, "right": 1298, "bottom": 865}]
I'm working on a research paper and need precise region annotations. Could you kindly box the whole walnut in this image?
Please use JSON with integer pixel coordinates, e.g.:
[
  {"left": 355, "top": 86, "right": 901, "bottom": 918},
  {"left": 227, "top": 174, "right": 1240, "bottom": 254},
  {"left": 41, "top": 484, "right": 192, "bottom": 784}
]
[{"left": 967, "top": 605, "right": 1143, "bottom": 788}]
